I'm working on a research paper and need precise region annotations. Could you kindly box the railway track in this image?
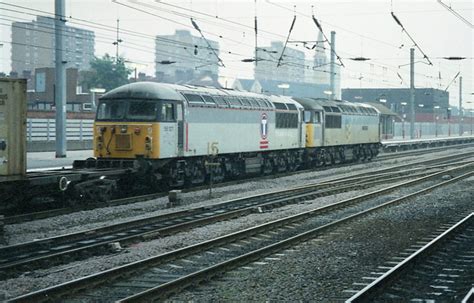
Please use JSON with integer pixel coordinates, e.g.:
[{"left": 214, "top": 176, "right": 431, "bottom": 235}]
[
  {"left": 0, "top": 161, "right": 446, "bottom": 278},
  {"left": 5, "top": 149, "right": 474, "bottom": 225},
  {"left": 377, "top": 142, "right": 474, "bottom": 160},
  {"left": 346, "top": 212, "right": 474, "bottom": 302},
  {"left": 1, "top": 153, "right": 472, "bottom": 278},
  {"left": 6, "top": 162, "right": 473, "bottom": 302}
]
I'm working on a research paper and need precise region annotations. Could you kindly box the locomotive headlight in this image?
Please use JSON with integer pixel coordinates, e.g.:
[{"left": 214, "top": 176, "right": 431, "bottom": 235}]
[
  {"left": 96, "top": 135, "right": 104, "bottom": 150},
  {"left": 99, "top": 126, "right": 107, "bottom": 133},
  {"left": 134, "top": 127, "right": 141, "bottom": 135},
  {"left": 147, "top": 127, "right": 152, "bottom": 135},
  {"left": 121, "top": 125, "right": 128, "bottom": 133},
  {"left": 145, "top": 136, "right": 152, "bottom": 151}
]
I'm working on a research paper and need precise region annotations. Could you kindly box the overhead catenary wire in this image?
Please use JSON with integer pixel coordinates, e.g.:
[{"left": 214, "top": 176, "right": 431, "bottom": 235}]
[
  {"left": 153, "top": 0, "right": 331, "bottom": 58},
  {"left": 0, "top": 17, "right": 332, "bottom": 78},
  {"left": 437, "top": 0, "right": 473, "bottom": 28},
  {"left": 276, "top": 12, "right": 296, "bottom": 67},
  {"left": 1, "top": 15, "right": 338, "bottom": 80},
  {"left": 0, "top": 5, "right": 261, "bottom": 70},
  {"left": 444, "top": 71, "right": 460, "bottom": 91},
  {"left": 254, "top": 0, "right": 258, "bottom": 65},
  {"left": 390, "top": 11, "right": 433, "bottom": 66},
  {"left": 2, "top": 1, "right": 470, "bottom": 92},
  {"left": 118, "top": 0, "right": 318, "bottom": 68},
  {"left": 262, "top": 1, "right": 449, "bottom": 87},
  {"left": 0, "top": 17, "right": 219, "bottom": 67},
  {"left": 0, "top": 4, "right": 218, "bottom": 53},
  {"left": 151, "top": 0, "right": 469, "bottom": 89},
  {"left": 311, "top": 9, "right": 344, "bottom": 67},
  {"left": 190, "top": 18, "right": 225, "bottom": 67}
]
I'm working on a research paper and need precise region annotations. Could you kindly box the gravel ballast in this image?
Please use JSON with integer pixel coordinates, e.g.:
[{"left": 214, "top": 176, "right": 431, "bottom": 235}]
[
  {"left": 1, "top": 148, "right": 472, "bottom": 300},
  {"left": 5, "top": 148, "right": 470, "bottom": 245},
  {"left": 170, "top": 176, "right": 473, "bottom": 302}
]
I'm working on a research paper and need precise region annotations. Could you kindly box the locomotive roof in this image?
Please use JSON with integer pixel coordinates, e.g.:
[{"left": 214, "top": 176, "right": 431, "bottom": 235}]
[
  {"left": 100, "top": 82, "right": 376, "bottom": 114},
  {"left": 268, "top": 95, "right": 304, "bottom": 109},
  {"left": 100, "top": 82, "right": 184, "bottom": 101},
  {"left": 291, "top": 97, "right": 324, "bottom": 110},
  {"left": 101, "top": 82, "right": 270, "bottom": 101}
]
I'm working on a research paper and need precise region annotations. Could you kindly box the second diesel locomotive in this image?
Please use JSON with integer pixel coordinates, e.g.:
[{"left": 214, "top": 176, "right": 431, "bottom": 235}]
[{"left": 77, "top": 82, "right": 381, "bottom": 189}]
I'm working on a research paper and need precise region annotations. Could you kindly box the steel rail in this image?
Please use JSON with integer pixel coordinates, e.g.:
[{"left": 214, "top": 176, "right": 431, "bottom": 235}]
[
  {"left": 0, "top": 156, "right": 471, "bottom": 277},
  {"left": 7, "top": 163, "right": 473, "bottom": 302},
  {"left": 118, "top": 170, "right": 474, "bottom": 302},
  {"left": 5, "top": 149, "right": 473, "bottom": 225},
  {"left": 346, "top": 212, "right": 473, "bottom": 302},
  {"left": 379, "top": 142, "right": 474, "bottom": 157},
  {"left": 0, "top": 165, "right": 432, "bottom": 277},
  {"left": 1, "top": 153, "right": 471, "bottom": 280},
  {"left": 7, "top": 148, "right": 467, "bottom": 227}
]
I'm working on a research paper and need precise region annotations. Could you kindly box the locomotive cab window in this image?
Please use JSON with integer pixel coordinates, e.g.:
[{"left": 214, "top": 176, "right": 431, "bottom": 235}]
[
  {"left": 303, "top": 111, "right": 312, "bottom": 123},
  {"left": 97, "top": 101, "right": 126, "bottom": 120},
  {"left": 303, "top": 111, "right": 321, "bottom": 124},
  {"left": 314, "top": 111, "right": 321, "bottom": 123},
  {"left": 160, "top": 102, "right": 176, "bottom": 122},
  {"left": 128, "top": 101, "right": 158, "bottom": 121},
  {"left": 96, "top": 99, "right": 177, "bottom": 122},
  {"left": 96, "top": 100, "right": 158, "bottom": 121}
]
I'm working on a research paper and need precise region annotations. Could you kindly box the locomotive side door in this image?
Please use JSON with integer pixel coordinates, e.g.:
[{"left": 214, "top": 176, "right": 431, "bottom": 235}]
[
  {"left": 313, "top": 111, "right": 323, "bottom": 146},
  {"left": 158, "top": 101, "right": 180, "bottom": 158},
  {"left": 176, "top": 103, "right": 184, "bottom": 157}
]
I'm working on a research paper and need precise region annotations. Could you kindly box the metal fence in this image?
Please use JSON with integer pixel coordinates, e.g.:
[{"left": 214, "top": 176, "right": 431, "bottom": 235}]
[
  {"left": 26, "top": 118, "right": 94, "bottom": 141},
  {"left": 26, "top": 118, "right": 473, "bottom": 142},
  {"left": 393, "top": 121, "right": 473, "bottom": 140}
]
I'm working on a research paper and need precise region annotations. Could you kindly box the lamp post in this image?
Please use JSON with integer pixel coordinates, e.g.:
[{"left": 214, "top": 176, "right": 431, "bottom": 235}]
[
  {"left": 401, "top": 102, "right": 407, "bottom": 139},
  {"left": 471, "top": 109, "right": 474, "bottom": 136},
  {"left": 378, "top": 98, "right": 388, "bottom": 139},
  {"left": 434, "top": 105, "right": 440, "bottom": 137},
  {"left": 90, "top": 88, "right": 106, "bottom": 111},
  {"left": 278, "top": 83, "right": 290, "bottom": 96},
  {"left": 418, "top": 104, "right": 424, "bottom": 137},
  {"left": 323, "top": 90, "right": 333, "bottom": 101},
  {"left": 467, "top": 101, "right": 473, "bottom": 135},
  {"left": 447, "top": 107, "right": 452, "bottom": 136}
]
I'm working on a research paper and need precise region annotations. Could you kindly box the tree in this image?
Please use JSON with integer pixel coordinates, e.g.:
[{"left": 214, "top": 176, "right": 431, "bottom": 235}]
[{"left": 80, "top": 54, "right": 132, "bottom": 92}]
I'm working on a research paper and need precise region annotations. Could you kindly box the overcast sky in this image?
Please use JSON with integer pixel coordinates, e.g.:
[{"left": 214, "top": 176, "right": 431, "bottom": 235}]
[{"left": 0, "top": 0, "right": 472, "bottom": 107}]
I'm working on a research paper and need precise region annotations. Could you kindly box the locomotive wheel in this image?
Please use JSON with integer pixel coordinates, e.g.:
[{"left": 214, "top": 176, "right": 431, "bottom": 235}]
[
  {"left": 287, "top": 152, "right": 298, "bottom": 171},
  {"left": 262, "top": 157, "right": 273, "bottom": 175},
  {"left": 209, "top": 162, "right": 225, "bottom": 183},
  {"left": 185, "top": 161, "right": 206, "bottom": 185},
  {"left": 277, "top": 156, "right": 287, "bottom": 172}
]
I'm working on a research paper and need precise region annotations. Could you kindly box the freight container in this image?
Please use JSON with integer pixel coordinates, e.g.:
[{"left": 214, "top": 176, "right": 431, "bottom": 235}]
[{"left": 0, "top": 78, "right": 27, "bottom": 182}]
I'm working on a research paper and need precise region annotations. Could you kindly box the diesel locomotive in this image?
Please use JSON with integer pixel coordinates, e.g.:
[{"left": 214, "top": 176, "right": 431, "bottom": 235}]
[{"left": 78, "top": 82, "right": 381, "bottom": 189}]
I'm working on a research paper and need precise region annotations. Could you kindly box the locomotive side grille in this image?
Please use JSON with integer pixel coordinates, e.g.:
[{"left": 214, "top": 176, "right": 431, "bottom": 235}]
[{"left": 115, "top": 134, "right": 132, "bottom": 150}]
